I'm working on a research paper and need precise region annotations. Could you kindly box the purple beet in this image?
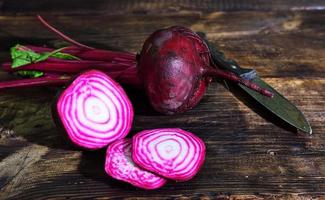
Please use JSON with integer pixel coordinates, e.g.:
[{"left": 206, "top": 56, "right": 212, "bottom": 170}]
[
  {"left": 137, "top": 26, "right": 272, "bottom": 114},
  {"left": 1, "top": 17, "right": 273, "bottom": 115}
]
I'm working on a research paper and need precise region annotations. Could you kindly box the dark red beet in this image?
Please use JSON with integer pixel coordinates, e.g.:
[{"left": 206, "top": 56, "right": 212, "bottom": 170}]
[
  {"left": 34, "top": 18, "right": 272, "bottom": 114},
  {"left": 137, "top": 26, "right": 212, "bottom": 115},
  {"left": 138, "top": 26, "right": 272, "bottom": 114},
  {"left": 1, "top": 18, "right": 273, "bottom": 115}
]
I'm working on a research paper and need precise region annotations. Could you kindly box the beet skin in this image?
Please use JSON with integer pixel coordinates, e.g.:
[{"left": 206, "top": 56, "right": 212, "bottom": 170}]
[{"left": 138, "top": 26, "right": 213, "bottom": 115}]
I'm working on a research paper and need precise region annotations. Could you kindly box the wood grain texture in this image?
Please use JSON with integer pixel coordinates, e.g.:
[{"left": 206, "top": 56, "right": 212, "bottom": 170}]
[
  {"left": 0, "top": 3, "right": 324, "bottom": 200},
  {"left": 0, "top": 0, "right": 325, "bottom": 14}
]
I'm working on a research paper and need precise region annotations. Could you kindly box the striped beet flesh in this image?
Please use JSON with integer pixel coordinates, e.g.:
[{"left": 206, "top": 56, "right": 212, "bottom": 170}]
[
  {"left": 132, "top": 128, "right": 206, "bottom": 181},
  {"left": 55, "top": 70, "right": 133, "bottom": 149},
  {"left": 105, "top": 139, "right": 167, "bottom": 189}
]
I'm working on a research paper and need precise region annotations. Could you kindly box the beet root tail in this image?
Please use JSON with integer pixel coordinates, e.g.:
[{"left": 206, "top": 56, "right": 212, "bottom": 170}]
[{"left": 206, "top": 68, "right": 274, "bottom": 97}]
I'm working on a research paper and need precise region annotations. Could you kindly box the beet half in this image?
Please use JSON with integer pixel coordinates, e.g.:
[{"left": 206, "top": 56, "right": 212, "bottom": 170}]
[
  {"left": 105, "top": 139, "right": 167, "bottom": 189},
  {"left": 132, "top": 128, "right": 206, "bottom": 181},
  {"left": 55, "top": 70, "right": 133, "bottom": 149}
]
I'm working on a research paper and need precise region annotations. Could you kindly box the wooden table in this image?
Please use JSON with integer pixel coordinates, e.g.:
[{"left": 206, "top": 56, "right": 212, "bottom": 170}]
[{"left": 0, "top": 1, "right": 324, "bottom": 199}]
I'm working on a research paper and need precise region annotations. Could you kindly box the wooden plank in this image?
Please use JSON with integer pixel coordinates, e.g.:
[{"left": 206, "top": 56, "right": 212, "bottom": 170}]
[
  {"left": 0, "top": 11, "right": 323, "bottom": 78},
  {"left": 0, "top": 0, "right": 325, "bottom": 14},
  {"left": 0, "top": 78, "right": 324, "bottom": 199},
  {"left": 0, "top": 10, "right": 324, "bottom": 199}
]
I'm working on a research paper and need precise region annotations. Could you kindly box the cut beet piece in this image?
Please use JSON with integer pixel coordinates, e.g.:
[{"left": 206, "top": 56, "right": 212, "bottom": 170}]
[
  {"left": 105, "top": 139, "right": 167, "bottom": 190},
  {"left": 132, "top": 128, "right": 206, "bottom": 181},
  {"left": 55, "top": 70, "right": 133, "bottom": 149}
]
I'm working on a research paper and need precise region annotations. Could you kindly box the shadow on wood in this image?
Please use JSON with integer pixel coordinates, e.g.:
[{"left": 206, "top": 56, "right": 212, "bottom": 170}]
[
  {"left": 223, "top": 81, "right": 299, "bottom": 134},
  {"left": 78, "top": 150, "right": 140, "bottom": 191}
]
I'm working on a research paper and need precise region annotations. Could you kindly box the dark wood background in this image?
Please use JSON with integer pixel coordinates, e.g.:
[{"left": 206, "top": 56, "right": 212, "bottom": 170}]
[{"left": 0, "top": 0, "right": 324, "bottom": 199}]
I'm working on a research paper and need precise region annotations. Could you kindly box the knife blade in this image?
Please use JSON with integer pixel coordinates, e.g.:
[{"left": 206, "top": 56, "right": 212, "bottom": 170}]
[{"left": 197, "top": 32, "right": 312, "bottom": 134}]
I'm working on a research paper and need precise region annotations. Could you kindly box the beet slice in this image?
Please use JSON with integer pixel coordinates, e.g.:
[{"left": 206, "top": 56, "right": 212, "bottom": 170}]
[
  {"left": 132, "top": 128, "right": 206, "bottom": 181},
  {"left": 105, "top": 139, "right": 167, "bottom": 189},
  {"left": 55, "top": 70, "right": 133, "bottom": 149}
]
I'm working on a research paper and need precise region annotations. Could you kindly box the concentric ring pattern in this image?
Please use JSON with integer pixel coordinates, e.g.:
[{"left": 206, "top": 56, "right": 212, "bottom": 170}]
[
  {"left": 56, "top": 70, "right": 133, "bottom": 149},
  {"left": 132, "top": 128, "right": 205, "bottom": 181}
]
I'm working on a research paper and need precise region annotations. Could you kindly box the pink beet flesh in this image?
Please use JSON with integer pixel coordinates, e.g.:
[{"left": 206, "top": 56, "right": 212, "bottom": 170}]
[
  {"left": 132, "top": 128, "right": 206, "bottom": 181},
  {"left": 56, "top": 70, "right": 133, "bottom": 149},
  {"left": 105, "top": 139, "right": 167, "bottom": 189}
]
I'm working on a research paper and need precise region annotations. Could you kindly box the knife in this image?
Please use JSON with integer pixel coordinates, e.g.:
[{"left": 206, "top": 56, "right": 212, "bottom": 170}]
[{"left": 197, "top": 32, "right": 312, "bottom": 134}]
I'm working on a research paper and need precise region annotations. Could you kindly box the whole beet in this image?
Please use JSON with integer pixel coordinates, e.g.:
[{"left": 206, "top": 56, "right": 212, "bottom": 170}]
[
  {"left": 138, "top": 26, "right": 213, "bottom": 115},
  {"left": 4, "top": 19, "right": 272, "bottom": 115}
]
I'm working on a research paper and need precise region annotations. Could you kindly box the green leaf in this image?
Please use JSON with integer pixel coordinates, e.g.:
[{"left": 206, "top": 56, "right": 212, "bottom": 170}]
[
  {"left": 10, "top": 44, "right": 80, "bottom": 69},
  {"left": 34, "top": 47, "right": 80, "bottom": 63},
  {"left": 238, "top": 77, "right": 312, "bottom": 134},
  {"left": 11, "top": 45, "right": 41, "bottom": 68},
  {"left": 14, "top": 70, "right": 44, "bottom": 78},
  {"left": 51, "top": 52, "right": 80, "bottom": 60},
  {"left": 196, "top": 33, "right": 312, "bottom": 134}
]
